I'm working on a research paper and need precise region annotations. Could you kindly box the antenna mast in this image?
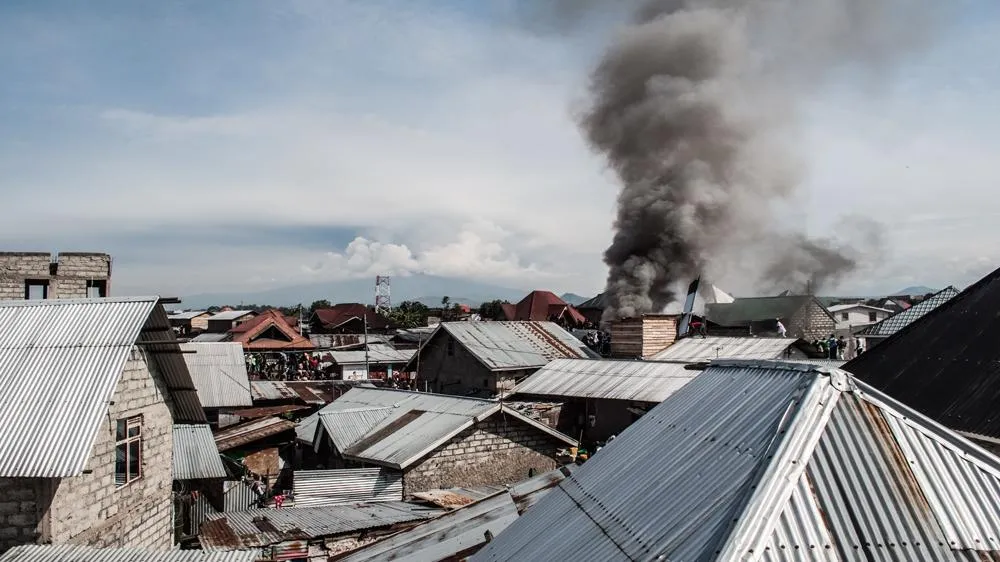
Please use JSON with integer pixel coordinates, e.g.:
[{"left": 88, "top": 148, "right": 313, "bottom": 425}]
[{"left": 375, "top": 275, "right": 392, "bottom": 315}]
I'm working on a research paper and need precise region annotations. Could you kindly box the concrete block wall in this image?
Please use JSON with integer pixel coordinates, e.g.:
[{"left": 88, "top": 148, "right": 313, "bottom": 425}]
[
  {"left": 790, "top": 301, "right": 836, "bottom": 342},
  {"left": 0, "top": 252, "right": 111, "bottom": 300},
  {"left": 53, "top": 253, "right": 112, "bottom": 299},
  {"left": 403, "top": 415, "right": 563, "bottom": 496},
  {"left": 0, "top": 253, "right": 51, "bottom": 300},
  {"left": 0, "top": 479, "right": 45, "bottom": 551},
  {"left": 45, "top": 348, "right": 174, "bottom": 549}
]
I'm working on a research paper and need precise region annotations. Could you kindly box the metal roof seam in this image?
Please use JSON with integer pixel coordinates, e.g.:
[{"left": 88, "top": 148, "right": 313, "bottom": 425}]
[{"left": 716, "top": 374, "right": 842, "bottom": 560}]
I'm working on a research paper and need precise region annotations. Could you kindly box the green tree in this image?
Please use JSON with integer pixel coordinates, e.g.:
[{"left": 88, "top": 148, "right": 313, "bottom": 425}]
[
  {"left": 440, "top": 296, "right": 451, "bottom": 321},
  {"left": 309, "top": 299, "right": 332, "bottom": 314},
  {"left": 478, "top": 299, "right": 510, "bottom": 320},
  {"left": 386, "top": 300, "right": 430, "bottom": 328}
]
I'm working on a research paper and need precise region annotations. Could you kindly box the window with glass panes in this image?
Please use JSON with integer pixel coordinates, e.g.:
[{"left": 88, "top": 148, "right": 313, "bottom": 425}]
[{"left": 115, "top": 416, "right": 142, "bottom": 486}]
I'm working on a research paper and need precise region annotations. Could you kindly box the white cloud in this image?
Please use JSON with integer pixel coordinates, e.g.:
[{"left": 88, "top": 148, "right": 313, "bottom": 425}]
[
  {"left": 304, "top": 220, "right": 545, "bottom": 281},
  {"left": 1, "top": 1, "right": 998, "bottom": 300}
]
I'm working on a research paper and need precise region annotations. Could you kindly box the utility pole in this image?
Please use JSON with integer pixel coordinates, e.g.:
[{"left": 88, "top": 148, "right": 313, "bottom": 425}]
[{"left": 363, "top": 315, "right": 370, "bottom": 380}]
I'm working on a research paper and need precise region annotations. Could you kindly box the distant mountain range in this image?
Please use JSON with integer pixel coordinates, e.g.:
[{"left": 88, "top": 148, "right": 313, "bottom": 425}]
[
  {"left": 892, "top": 286, "right": 938, "bottom": 296},
  {"left": 179, "top": 274, "right": 558, "bottom": 310},
  {"left": 559, "top": 293, "right": 591, "bottom": 306}
]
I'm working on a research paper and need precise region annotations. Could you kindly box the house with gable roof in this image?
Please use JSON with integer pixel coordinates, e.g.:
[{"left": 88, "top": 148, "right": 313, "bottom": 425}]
[
  {"left": 229, "top": 309, "right": 313, "bottom": 351},
  {"left": 475, "top": 359, "right": 1000, "bottom": 561},
  {"left": 299, "top": 387, "right": 577, "bottom": 496},
  {"left": 406, "top": 321, "right": 598, "bottom": 397},
  {"left": 0, "top": 297, "right": 223, "bottom": 552},
  {"left": 501, "top": 290, "right": 588, "bottom": 327}
]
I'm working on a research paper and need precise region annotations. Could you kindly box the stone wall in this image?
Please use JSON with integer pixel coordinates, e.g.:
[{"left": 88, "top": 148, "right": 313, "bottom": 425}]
[
  {"left": 403, "top": 415, "right": 564, "bottom": 496},
  {"left": 0, "top": 252, "right": 111, "bottom": 300}
]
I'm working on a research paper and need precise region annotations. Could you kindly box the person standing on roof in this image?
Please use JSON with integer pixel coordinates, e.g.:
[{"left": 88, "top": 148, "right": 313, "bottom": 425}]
[{"left": 776, "top": 319, "right": 787, "bottom": 338}]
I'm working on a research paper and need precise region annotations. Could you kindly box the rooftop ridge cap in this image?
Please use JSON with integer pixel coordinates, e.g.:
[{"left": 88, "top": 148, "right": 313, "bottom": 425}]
[{"left": 716, "top": 371, "right": 843, "bottom": 559}]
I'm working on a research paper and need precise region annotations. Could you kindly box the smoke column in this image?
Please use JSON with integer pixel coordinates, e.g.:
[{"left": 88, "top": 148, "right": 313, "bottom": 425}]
[{"left": 575, "top": 0, "right": 934, "bottom": 321}]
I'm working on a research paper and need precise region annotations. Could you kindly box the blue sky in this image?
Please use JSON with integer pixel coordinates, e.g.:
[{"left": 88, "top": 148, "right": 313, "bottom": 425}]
[{"left": 2, "top": 1, "right": 998, "bottom": 298}]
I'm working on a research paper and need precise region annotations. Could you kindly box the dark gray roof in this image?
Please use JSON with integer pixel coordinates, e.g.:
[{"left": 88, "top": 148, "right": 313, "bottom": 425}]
[
  {"left": 576, "top": 293, "right": 608, "bottom": 310},
  {"left": 705, "top": 295, "right": 828, "bottom": 326},
  {"left": 845, "top": 266, "right": 1000, "bottom": 439},
  {"left": 855, "top": 286, "right": 959, "bottom": 337}
]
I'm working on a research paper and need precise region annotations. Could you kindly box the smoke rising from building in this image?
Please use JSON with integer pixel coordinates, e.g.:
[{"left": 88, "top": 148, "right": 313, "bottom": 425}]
[{"left": 560, "top": 0, "right": 934, "bottom": 321}]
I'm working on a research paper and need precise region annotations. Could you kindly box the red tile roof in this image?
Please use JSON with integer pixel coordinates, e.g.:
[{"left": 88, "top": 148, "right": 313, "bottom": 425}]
[
  {"left": 230, "top": 310, "right": 314, "bottom": 350},
  {"left": 510, "top": 291, "right": 587, "bottom": 324},
  {"left": 312, "top": 303, "right": 391, "bottom": 330}
]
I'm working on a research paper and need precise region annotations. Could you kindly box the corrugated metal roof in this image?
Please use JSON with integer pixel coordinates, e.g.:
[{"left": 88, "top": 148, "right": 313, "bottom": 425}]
[
  {"left": 326, "top": 348, "right": 416, "bottom": 365},
  {"left": 473, "top": 360, "right": 1000, "bottom": 561},
  {"left": 0, "top": 545, "right": 259, "bottom": 562},
  {"left": 845, "top": 268, "right": 1000, "bottom": 440},
  {"left": 180, "top": 342, "right": 252, "bottom": 408},
  {"left": 336, "top": 491, "right": 519, "bottom": 562},
  {"left": 207, "top": 310, "right": 254, "bottom": 321},
  {"left": 650, "top": 336, "right": 797, "bottom": 362},
  {"left": 856, "top": 285, "right": 960, "bottom": 337},
  {"left": 437, "top": 321, "right": 597, "bottom": 372},
  {"left": 318, "top": 407, "right": 395, "bottom": 450},
  {"left": 511, "top": 358, "right": 701, "bottom": 402},
  {"left": 141, "top": 305, "right": 208, "bottom": 424},
  {"left": 0, "top": 296, "right": 159, "bottom": 477},
  {"left": 827, "top": 303, "right": 893, "bottom": 313},
  {"left": 190, "top": 333, "right": 231, "bottom": 343},
  {"left": 173, "top": 425, "right": 227, "bottom": 480},
  {"left": 250, "top": 380, "right": 352, "bottom": 404},
  {"left": 293, "top": 468, "right": 403, "bottom": 507},
  {"left": 309, "top": 333, "right": 391, "bottom": 349},
  {"left": 169, "top": 310, "right": 208, "bottom": 321},
  {"left": 309, "top": 388, "right": 574, "bottom": 469},
  {"left": 213, "top": 417, "right": 296, "bottom": 452},
  {"left": 199, "top": 502, "right": 443, "bottom": 550}
]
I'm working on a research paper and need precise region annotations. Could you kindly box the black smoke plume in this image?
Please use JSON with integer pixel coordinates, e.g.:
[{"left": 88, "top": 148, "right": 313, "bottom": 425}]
[{"left": 563, "top": 0, "right": 935, "bottom": 321}]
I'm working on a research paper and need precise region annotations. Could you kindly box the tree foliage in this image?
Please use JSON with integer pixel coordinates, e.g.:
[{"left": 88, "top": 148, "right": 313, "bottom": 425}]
[
  {"left": 309, "top": 299, "right": 332, "bottom": 314},
  {"left": 387, "top": 300, "right": 430, "bottom": 328},
  {"left": 478, "top": 299, "right": 510, "bottom": 320}
]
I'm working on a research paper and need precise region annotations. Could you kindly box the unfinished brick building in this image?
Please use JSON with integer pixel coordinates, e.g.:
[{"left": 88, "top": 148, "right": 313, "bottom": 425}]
[
  {"left": 0, "top": 297, "right": 210, "bottom": 552},
  {"left": 0, "top": 252, "right": 111, "bottom": 300}
]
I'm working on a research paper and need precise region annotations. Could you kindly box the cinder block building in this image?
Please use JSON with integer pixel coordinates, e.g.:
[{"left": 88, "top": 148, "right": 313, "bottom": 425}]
[
  {"left": 0, "top": 296, "right": 216, "bottom": 552},
  {"left": 705, "top": 295, "right": 836, "bottom": 341},
  {"left": 0, "top": 252, "right": 111, "bottom": 300},
  {"left": 408, "top": 321, "right": 598, "bottom": 397},
  {"left": 299, "top": 388, "right": 577, "bottom": 496}
]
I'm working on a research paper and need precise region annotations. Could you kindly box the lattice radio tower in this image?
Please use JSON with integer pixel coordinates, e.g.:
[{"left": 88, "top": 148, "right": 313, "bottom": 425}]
[{"left": 375, "top": 275, "right": 392, "bottom": 314}]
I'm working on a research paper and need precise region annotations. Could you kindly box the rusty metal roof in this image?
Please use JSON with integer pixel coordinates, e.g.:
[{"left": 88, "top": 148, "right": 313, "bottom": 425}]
[
  {"left": 213, "top": 416, "right": 296, "bottom": 452},
  {"left": 173, "top": 424, "right": 227, "bottom": 480},
  {"left": 199, "top": 502, "right": 442, "bottom": 550},
  {"left": 474, "top": 360, "right": 1000, "bottom": 561},
  {"left": 0, "top": 545, "right": 258, "bottom": 562},
  {"left": 250, "top": 380, "right": 353, "bottom": 404},
  {"left": 220, "top": 404, "right": 309, "bottom": 419}
]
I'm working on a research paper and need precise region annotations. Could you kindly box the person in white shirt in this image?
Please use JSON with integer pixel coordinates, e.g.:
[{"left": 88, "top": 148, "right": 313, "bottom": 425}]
[{"left": 776, "top": 319, "right": 787, "bottom": 337}]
